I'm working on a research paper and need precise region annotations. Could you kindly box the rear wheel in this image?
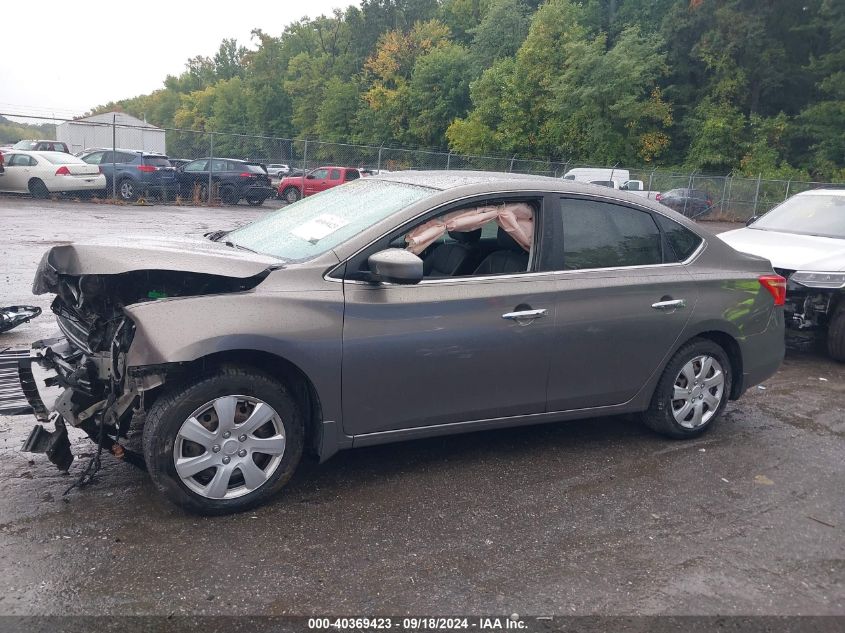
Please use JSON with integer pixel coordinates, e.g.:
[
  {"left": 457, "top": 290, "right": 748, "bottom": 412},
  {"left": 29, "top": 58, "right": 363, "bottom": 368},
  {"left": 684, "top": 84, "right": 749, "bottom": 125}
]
[
  {"left": 246, "top": 196, "right": 265, "bottom": 207},
  {"left": 282, "top": 186, "right": 301, "bottom": 203},
  {"left": 142, "top": 366, "right": 304, "bottom": 515},
  {"left": 643, "top": 339, "right": 731, "bottom": 439},
  {"left": 220, "top": 184, "right": 239, "bottom": 205},
  {"left": 118, "top": 179, "right": 138, "bottom": 201},
  {"left": 827, "top": 302, "right": 845, "bottom": 362},
  {"left": 28, "top": 178, "right": 49, "bottom": 199}
]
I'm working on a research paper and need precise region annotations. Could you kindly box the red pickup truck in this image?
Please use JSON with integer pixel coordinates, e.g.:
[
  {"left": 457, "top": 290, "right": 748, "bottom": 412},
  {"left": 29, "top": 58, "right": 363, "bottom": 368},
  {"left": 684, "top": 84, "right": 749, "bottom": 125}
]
[{"left": 277, "top": 166, "right": 361, "bottom": 203}]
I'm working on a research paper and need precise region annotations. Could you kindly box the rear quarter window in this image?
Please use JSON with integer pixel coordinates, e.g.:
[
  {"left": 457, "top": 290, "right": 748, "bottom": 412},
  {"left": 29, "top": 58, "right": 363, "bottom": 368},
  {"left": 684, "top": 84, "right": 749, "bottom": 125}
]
[{"left": 655, "top": 214, "right": 703, "bottom": 262}]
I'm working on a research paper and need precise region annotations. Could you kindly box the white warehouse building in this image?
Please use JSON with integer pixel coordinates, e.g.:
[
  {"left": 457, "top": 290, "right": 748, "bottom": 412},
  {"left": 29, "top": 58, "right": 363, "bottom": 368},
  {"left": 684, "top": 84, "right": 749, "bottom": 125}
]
[{"left": 57, "top": 112, "right": 166, "bottom": 154}]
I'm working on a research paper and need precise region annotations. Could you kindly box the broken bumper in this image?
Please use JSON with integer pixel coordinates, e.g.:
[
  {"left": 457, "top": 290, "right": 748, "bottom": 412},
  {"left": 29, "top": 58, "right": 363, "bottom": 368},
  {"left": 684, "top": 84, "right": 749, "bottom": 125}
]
[
  {"left": 17, "top": 335, "right": 152, "bottom": 472},
  {"left": 18, "top": 344, "right": 73, "bottom": 470}
]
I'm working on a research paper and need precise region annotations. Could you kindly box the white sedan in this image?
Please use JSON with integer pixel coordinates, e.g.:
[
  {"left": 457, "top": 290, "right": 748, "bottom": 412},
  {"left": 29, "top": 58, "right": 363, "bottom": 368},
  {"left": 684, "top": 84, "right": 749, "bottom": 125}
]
[
  {"left": 0, "top": 150, "right": 106, "bottom": 198},
  {"left": 719, "top": 188, "right": 845, "bottom": 361}
]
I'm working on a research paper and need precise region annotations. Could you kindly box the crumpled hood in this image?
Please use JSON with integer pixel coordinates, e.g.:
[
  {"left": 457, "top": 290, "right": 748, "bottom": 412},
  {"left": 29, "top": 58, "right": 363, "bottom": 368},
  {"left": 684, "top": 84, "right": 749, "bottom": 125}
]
[
  {"left": 33, "top": 235, "right": 282, "bottom": 294},
  {"left": 719, "top": 228, "right": 845, "bottom": 272}
]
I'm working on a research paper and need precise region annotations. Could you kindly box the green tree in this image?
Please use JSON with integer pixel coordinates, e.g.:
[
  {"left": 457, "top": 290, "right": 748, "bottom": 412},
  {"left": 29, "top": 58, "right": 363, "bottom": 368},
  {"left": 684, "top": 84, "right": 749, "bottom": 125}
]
[
  {"left": 316, "top": 78, "right": 361, "bottom": 141},
  {"left": 470, "top": 0, "right": 530, "bottom": 70},
  {"left": 407, "top": 43, "right": 473, "bottom": 147}
]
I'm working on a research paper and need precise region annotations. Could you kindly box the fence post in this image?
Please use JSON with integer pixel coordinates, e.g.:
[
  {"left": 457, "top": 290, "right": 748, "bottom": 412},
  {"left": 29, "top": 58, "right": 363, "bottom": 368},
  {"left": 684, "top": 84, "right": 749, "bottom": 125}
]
[
  {"left": 784, "top": 179, "right": 791, "bottom": 201},
  {"left": 753, "top": 173, "right": 762, "bottom": 216},
  {"left": 647, "top": 169, "right": 655, "bottom": 198},
  {"left": 684, "top": 170, "right": 696, "bottom": 216},
  {"left": 208, "top": 132, "right": 214, "bottom": 204},
  {"left": 301, "top": 139, "right": 308, "bottom": 194},
  {"left": 111, "top": 114, "right": 117, "bottom": 200},
  {"left": 725, "top": 173, "right": 734, "bottom": 217},
  {"left": 377, "top": 144, "right": 383, "bottom": 173},
  {"left": 446, "top": 151, "right": 451, "bottom": 171},
  {"left": 718, "top": 172, "right": 728, "bottom": 214},
  {"left": 509, "top": 155, "right": 516, "bottom": 172}
]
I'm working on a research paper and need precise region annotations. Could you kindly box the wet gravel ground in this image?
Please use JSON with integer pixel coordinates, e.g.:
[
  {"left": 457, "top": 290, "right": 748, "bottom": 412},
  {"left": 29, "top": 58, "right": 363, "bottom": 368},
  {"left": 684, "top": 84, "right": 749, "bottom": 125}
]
[{"left": 0, "top": 196, "right": 842, "bottom": 616}]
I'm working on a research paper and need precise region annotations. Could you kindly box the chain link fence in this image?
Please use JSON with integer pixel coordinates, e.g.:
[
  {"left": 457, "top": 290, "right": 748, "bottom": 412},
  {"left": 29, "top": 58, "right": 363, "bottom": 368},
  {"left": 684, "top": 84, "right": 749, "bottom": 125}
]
[{"left": 4, "top": 112, "right": 842, "bottom": 220}]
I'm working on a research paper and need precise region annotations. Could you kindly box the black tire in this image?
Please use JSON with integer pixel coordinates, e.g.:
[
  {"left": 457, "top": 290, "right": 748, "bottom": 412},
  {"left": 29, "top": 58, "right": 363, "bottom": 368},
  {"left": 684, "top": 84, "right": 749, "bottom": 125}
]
[
  {"left": 827, "top": 302, "right": 845, "bottom": 362},
  {"left": 142, "top": 366, "right": 304, "bottom": 515},
  {"left": 28, "top": 178, "right": 49, "bottom": 199},
  {"left": 642, "top": 338, "right": 732, "bottom": 439},
  {"left": 220, "top": 184, "right": 239, "bottom": 205},
  {"left": 117, "top": 178, "right": 138, "bottom": 202},
  {"left": 282, "top": 186, "right": 301, "bottom": 203},
  {"left": 246, "top": 196, "right": 265, "bottom": 207}
]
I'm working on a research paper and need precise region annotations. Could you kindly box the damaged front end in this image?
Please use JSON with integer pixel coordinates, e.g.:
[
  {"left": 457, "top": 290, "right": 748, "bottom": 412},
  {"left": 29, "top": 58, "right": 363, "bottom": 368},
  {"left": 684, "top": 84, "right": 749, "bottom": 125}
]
[{"left": 20, "top": 240, "right": 277, "bottom": 472}]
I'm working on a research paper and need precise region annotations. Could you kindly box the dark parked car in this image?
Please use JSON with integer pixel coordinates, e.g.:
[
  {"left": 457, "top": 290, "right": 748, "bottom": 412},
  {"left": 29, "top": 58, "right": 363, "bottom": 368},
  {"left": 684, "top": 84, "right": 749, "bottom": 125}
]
[
  {"left": 79, "top": 149, "right": 177, "bottom": 201},
  {"left": 177, "top": 157, "right": 274, "bottom": 206},
  {"left": 12, "top": 139, "right": 70, "bottom": 153},
  {"left": 20, "top": 173, "right": 785, "bottom": 514},
  {"left": 656, "top": 188, "right": 714, "bottom": 217},
  {"left": 167, "top": 158, "right": 192, "bottom": 170}
]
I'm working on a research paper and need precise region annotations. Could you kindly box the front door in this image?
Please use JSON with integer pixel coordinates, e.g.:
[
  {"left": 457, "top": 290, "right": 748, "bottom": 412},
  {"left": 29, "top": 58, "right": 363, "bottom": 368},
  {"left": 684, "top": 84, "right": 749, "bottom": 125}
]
[
  {"left": 304, "top": 168, "right": 329, "bottom": 196},
  {"left": 341, "top": 275, "right": 558, "bottom": 436},
  {"left": 340, "top": 194, "right": 559, "bottom": 436}
]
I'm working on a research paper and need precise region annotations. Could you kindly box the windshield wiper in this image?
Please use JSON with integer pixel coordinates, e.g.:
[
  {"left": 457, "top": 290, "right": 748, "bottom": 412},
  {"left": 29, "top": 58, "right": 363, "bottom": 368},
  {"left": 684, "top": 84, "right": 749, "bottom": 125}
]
[{"left": 223, "top": 241, "right": 261, "bottom": 254}]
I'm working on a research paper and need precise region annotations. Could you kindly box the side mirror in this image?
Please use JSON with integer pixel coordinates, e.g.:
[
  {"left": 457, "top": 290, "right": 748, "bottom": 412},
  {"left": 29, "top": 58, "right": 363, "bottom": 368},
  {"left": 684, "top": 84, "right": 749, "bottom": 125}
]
[
  {"left": 745, "top": 216, "right": 759, "bottom": 226},
  {"left": 367, "top": 249, "right": 423, "bottom": 285},
  {"left": 306, "top": 174, "right": 315, "bottom": 180}
]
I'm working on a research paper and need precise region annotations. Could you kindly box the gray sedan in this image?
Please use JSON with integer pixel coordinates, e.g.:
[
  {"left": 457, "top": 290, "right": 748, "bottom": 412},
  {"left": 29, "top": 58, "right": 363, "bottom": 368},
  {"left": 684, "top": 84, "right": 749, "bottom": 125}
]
[{"left": 21, "top": 172, "right": 785, "bottom": 514}]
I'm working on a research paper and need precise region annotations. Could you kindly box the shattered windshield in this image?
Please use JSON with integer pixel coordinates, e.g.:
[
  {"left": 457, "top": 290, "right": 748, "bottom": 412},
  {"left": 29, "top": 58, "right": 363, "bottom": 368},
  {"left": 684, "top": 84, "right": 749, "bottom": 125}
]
[
  {"left": 227, "top": 179, "right": 435, "bottom": 261},
  {"left": 751, "top": 194, "right": 845, "bottom": 239}
]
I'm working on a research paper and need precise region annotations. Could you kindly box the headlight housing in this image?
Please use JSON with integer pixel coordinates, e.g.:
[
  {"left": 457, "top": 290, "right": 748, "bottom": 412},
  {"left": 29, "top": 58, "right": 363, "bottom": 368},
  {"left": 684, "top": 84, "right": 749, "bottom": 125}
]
[{"left": 790, "top": 271, "right": 845, "bottom": 289}]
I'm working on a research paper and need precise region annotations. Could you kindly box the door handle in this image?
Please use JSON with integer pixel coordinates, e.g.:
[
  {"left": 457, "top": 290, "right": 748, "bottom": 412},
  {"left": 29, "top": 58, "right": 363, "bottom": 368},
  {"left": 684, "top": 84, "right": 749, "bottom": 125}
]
[
  {"left": 651, "top": 299, "right": 686, "bottom": 311},
  {"left": 502, "top": 308, "right": 548, "bottom": 321}
]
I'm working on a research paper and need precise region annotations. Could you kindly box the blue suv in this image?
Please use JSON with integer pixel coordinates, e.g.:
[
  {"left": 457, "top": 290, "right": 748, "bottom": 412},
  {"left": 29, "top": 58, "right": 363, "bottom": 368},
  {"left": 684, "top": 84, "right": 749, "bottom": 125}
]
[{"left": 79, "top": 149, "right": 177, "bottom": 201}]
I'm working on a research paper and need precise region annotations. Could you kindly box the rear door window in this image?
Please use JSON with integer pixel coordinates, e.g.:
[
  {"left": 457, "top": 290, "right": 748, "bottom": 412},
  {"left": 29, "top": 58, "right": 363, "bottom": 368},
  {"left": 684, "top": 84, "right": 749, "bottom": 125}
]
[
  {"left": 558, "top": 198, "right": 663, "bottom": 270},
  {"left": 330, "top": 169, "right": 342, "bottom": 180}
]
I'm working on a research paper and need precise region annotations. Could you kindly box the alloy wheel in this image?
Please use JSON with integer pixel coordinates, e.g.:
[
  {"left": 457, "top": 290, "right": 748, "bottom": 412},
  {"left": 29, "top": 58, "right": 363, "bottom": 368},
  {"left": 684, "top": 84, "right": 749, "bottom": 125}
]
[{"left": 671, "top": 355, "right": 725, "bottom": 429}]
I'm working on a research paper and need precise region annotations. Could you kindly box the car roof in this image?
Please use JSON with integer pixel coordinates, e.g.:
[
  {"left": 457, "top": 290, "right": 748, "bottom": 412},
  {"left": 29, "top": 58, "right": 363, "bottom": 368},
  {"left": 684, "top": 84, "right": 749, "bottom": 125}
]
[
  {"left": 372, "top": 169, "right": 680, "bottom": 214},
  {"left": 796, "top": 188, "right": 845, "bottom": 197}
]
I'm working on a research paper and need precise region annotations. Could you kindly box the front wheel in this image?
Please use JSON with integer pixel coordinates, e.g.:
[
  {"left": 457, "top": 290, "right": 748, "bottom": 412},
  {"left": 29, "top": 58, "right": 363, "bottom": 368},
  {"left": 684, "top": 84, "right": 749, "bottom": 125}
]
[
  {"left": 142, "top": 367, "right": 304, "bottom": 514},
  {"left": 642, "top": 338, "right": 732, "bottom": 439},
  {"left": 827, "top": 303, "right": 845, "bottom": 362},
  {"left": 282, "top": 186, "right": 301, "bottom": 203}
]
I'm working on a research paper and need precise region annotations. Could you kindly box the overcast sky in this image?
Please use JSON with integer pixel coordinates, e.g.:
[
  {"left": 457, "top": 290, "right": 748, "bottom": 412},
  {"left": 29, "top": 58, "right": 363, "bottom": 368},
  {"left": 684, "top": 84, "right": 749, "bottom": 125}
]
[{"left": 0, "top": 1, "right": 358, "bottom": 122}]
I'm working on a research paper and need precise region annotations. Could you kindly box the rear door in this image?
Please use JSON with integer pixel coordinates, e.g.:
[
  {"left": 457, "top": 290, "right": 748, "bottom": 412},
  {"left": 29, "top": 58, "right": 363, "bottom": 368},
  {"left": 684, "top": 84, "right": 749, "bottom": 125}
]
[
  {"left": 326, "top": 168, "right": 343, "bottom": 191},
  {"left": 543, "top": 196, "right": 699, "bottom": 411}
]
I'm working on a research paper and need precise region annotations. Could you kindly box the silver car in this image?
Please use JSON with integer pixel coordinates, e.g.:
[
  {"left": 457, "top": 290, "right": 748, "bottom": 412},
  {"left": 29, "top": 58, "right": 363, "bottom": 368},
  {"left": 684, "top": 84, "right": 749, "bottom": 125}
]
[{"left": 20, "top": 172, "right": 785, "bottom": 514}]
